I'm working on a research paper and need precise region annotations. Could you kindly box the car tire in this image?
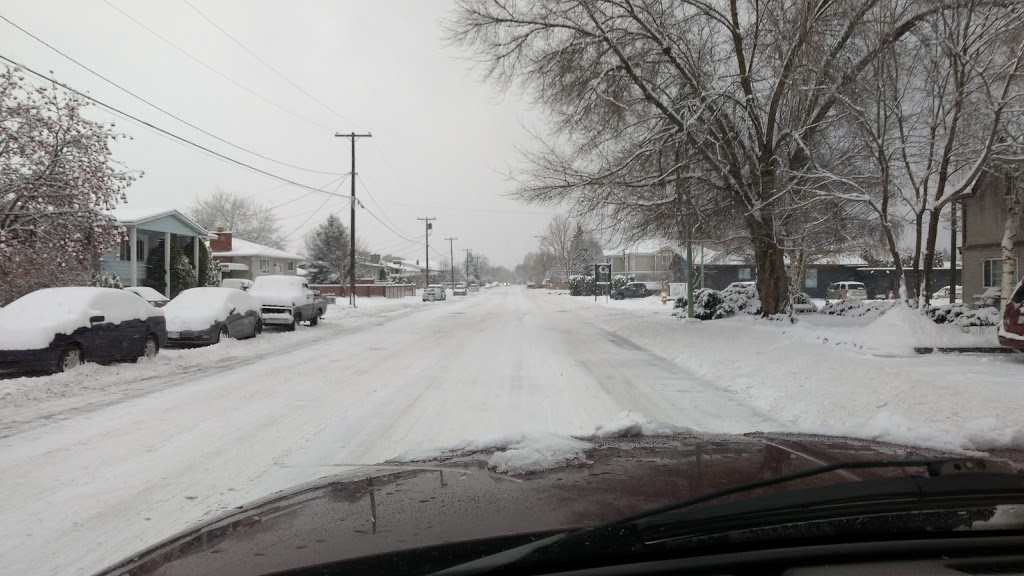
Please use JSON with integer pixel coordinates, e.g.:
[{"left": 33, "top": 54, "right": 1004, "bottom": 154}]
[
  {"left": 287, "top": 318, "right": 297, "bottom": 332},
  {"left": 56, "top": 344, "right": 83, "bottom": 373},
  {"left": 215, "top": 325, "right": 230, "bottom": 343},
  {"left": 252, "top": 321, "right": 263, "bottom": 338},
  {"left": 308, "top": 315, "right": 319, "bottom": 327},
  {"left": 140, "top": 334, "right": 159, "bottom": 360}
]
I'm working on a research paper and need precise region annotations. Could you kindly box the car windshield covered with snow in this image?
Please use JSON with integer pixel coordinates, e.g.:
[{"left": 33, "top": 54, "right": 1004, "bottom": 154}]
[{"left": 3, "top": 2, "right": 1024, "bottom": 576}]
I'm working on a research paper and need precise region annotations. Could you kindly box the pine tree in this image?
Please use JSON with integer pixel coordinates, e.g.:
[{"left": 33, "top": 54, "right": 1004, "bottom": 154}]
[
  {"left": 144, "top": 240, "right": 167, "bottom": 294},
  {"left": 304, "top": 215, "right": 350, "bottom": 284},
  {"left": 196, "top": 241, "right": 221, "bottom": 287},
  {"left": 170, "top": 247, "right": 196, "bottom": 298}
]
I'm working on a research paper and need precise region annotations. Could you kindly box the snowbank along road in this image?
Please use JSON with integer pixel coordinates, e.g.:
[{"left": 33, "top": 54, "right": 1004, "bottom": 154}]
[{"left": 0, "top": 287, "right": 779, "bottom": 576}]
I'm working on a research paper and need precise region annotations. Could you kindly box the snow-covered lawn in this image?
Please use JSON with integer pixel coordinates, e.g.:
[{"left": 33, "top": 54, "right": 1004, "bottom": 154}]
[{"left": 547, "top": 293, "right": 1023, "bottom": 451}]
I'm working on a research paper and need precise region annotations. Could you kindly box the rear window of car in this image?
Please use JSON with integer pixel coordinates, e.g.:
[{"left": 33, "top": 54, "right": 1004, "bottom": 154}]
[{"left": 1011, "top": 281, "right": 1024, "bottom": 304}]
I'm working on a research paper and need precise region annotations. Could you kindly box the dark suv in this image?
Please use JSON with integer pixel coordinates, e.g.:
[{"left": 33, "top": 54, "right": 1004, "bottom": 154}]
[{"left": 611, "top": 282, "right": 650, "bottom": 300}]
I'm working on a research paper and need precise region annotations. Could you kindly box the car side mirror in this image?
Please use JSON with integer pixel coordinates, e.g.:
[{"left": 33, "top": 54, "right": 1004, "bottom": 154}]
[
  {"left": 229, "top": 307, "right": 236, "bottom": 314},
  {"left": 90, "top": 315, "right": 105, "bottom": 324}
]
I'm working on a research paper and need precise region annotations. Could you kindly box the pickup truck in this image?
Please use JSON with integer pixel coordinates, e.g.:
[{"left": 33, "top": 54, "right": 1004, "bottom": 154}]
[{"left": 247, "top": 275, "right": 329, "bottom": 331}]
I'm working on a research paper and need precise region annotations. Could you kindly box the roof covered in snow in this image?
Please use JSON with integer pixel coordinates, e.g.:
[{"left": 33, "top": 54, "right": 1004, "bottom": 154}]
[
  {"left": 212, "top": 238, "right": 304, "bottom": 261},
  {"left": 107, "top": 208, "right": 208, "bottom": 237},
  {"left": 603, "top": 239, "right": 677, "bottom": 257}
]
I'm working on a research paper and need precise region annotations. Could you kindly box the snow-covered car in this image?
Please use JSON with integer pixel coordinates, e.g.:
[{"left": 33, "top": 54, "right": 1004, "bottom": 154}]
[
  {"left": 931, "top": 285, "right": 963, "bottom": 301},
  {"left": 469, "top": 283, "right": 480, "bottom": 292},
  {"left": 0, "top": 287, "right": 166, "bottom": 373},
  {"left": 248, "top": 275, "right": 329, "bottom": 330},
  {"left": 423, "top": 284, "right": 447, "bottom": 302},
  {"left": 453, "top": 283, "right": 468, "bottom": 296},
  {"left": 611, "top": 282, "right": 649, "bottom": 300},
  {"left": 221, "top": 278, "right": 254, "bottom": 291},
  {"left": 164, "top": 287, "right": 262, "bottom": 346},
  {"left": 825, "top": 281, "right": 868, "bottom": 301},
  {"left": 725, "top": 281, "right": 757, "bottom": 291},
  {"left": 973, "top": 287, "right": 1001, "bottom": 309},
  {"left": 124, "top": 286, "right": 170, "bottom": 308}
]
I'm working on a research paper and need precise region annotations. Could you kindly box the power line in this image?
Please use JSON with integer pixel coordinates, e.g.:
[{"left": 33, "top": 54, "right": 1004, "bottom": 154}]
[
  {"left": 179, "top": 0, "right": 357, "bottom": 128},
  {"left": 0, "top": 52, "right": 352, "bottom": 200},
  {"left": 101, "top": 0, "right": 331, "bottom": 131},
  {"left": 0, "top": 13, "right": 344, "bottom": 177},
  {"left": 270, "top": 175, "right": 348, "bottom": 209},
  {"left": 356, "top": 174, "right": 402, "bottom": 233}
]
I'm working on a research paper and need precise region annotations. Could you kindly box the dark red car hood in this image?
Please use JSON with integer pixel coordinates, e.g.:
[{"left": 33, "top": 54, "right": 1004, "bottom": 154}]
[{"left": 95, "top": 432, "right": 1023, "bottom": 576}]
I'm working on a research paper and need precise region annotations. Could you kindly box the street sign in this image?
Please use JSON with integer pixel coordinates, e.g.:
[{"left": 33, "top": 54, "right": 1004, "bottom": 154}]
[{"left": 594, "top": 263, "right": 611, "bottom": 284}]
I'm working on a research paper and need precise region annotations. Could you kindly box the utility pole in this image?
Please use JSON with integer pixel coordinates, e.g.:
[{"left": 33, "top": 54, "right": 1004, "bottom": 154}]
[
  {"left": 335, "top": 131, "right": 372, "bottom": 307},
  {"left": 463, "top": 248, "right": 472, "bottom": 285},
  {"left": 445, "top": 237, "right": 458, "bottom": 286},
  {"left": 418, "top": 217, "right": 436, "bottom": 289}
]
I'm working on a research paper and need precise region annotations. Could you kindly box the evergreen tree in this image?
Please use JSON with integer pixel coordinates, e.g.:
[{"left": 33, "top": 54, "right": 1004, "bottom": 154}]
[
  {"left": 170, "top": 247, "right": 196, "bottom": 298},
  {"left": 196, "top": 241, "right": 221, "bottom": 287},
  {"left": 304, "top": 215, "right": 350, "bottom": 284}
]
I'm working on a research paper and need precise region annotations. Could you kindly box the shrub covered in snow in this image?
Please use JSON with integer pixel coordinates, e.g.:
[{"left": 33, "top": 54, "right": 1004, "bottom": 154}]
[
  {"left": 819, "top": 299, "right": 896, "bottom": 318},
  {"left": 568, "top": 274, "right": 595, "bottom": 296},
  {"left": 612, "top": 275, "right": 632, "bottom": 290},
  {"left": 718, "top": 283, "right": 762, "bottom": 317},
  {"left": 90, "top": 272, "right": 124, "bottom": 289},
  {"left": 672, "top": 288, "right": 725, "bottom": 320}
]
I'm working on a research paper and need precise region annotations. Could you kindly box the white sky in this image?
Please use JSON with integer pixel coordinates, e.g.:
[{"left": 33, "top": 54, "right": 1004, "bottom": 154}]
[{"left": 0, "top": 0, "right": 554, "bottom": 267}]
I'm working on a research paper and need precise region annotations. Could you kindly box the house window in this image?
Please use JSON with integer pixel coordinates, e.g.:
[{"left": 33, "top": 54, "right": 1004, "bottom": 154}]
[
  {"left": 118, "top": 238, "right": 145, "bottom": 261},
  {"left": 259, "top": 258, "right": 270, "bottom": 273},
  {"left": 287, "top": 261, "right": 294, "bottom": 271},
  {"left": 984, "top": 259, "right": 1016, "bottom": 288},
  {"left": 737, "top": 267, "right": 752, "bottom": 280},
  {"left": 805, "top": 268, "right": 818, "bottom": 289}
]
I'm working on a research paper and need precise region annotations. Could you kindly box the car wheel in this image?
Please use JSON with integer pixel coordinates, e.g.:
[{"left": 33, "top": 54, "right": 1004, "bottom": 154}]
[
  {"left": 141, "top": 334, "right": 159, "bottom": 360},
  {"left": 216, "top": 325, "right": 230, "bottom": 343},
  {"left": 308, "top": 315, "right": 319, "bottom": 327},
  {"left": 287, "top": 318, "right": 297, "bottom": 332},
  {"left": 56, "top": 344, "right": 83, "bottom": 373},
  {"left": 252, "top": 321, "right": 263, "bottom": 338}
]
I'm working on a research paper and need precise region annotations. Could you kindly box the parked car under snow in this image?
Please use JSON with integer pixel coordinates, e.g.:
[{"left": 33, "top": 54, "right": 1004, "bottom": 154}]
[
  {"left": 164, "top": 288, "right": 263, "bottom": 346},
  {"left": 0, "top": 287, "right": 166, "bottom": 373},
  {"left": 124, "top": 286, "right": 170, "bottom": 308}
]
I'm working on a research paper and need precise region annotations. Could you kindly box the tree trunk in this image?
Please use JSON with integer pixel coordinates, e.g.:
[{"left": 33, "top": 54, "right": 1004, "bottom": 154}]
[
  {"left": 750, "top": 219, "right": 789, "bottom": 316},
  {"left": 1001, "top": 178, "right": 1021, "bottom": 309},
  {"left": 920, "top": 208, "right": 941, "bottom": 309}
]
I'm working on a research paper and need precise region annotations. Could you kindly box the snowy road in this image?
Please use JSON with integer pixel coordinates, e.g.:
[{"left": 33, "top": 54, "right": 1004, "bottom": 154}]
[{"left": 0, "top": 287, "right": 778, "bottom": 576}]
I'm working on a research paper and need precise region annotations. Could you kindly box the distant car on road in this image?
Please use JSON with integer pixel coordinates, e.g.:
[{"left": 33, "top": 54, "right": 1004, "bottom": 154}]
[
  {"left": 826, "top": 281, "right": 868, "bottom": 301},
  {"left": 998, "top": 279, "right": 1024, "bottom": 350},
  {"left": 423, "top": 285, "right": 447, "bottom": 302},
  {"left": 221, "top": 278, "right": 254, "bottom": 291},
  {"left": 611, "top": 282, "right": 650, "bottom": 300},
  {"left": 0, "top": 287, "right": 166, "bottom": 373},
  {"left": 248, "top": 275, "right": 329, "bottom": 331},
  {"left": 469, "top": 283, "right": 480, "bottom": 292},
  {"left": 164, "top": 287, "right": 262, "bottom": 346},
  {"left": 124, "top": 286, "right": 170, "bottom": 308},
  {"left": 453, "top": 284, "right": 468, "bottom": 296}
]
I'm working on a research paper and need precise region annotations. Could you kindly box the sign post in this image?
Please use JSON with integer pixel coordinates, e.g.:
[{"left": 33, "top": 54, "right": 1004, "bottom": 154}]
[{"left": 594, "top": 263, "right": 611, "bottom": 302}]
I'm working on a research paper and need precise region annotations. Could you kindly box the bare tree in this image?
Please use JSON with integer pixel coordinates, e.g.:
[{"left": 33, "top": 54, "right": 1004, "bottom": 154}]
[
  {"left": 450, "top": 0, "right": 985, "bottom": 314},
  {"left": 190, "top": 189, "right": 285, "bottom": 249}
]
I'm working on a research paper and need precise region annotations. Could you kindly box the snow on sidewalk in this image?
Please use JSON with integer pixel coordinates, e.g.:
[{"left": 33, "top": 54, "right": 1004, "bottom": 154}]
[{"left": 544, "top": 293, "right": 1024, "bottom": 452}]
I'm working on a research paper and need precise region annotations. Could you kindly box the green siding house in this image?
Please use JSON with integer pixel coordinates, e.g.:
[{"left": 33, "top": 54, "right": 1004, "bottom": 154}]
[{"left": 100, "top": 209, "right": 210, "bottom": 297}]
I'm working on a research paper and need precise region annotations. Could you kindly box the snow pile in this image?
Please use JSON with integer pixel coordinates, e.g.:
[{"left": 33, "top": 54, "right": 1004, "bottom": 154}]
[
  {"left": 393, "top": 433, "right": 593, "bottom": 475},
  {"left": 164, "top": 288, "right": 260, "bottom": 332},
  {"left": 486, "top": 435, "right": 593, "bottom": 474},
  {"left": 819, "top": 299, "right": 896, "bottom": 318},
  {"left": 0, "top": 287, "right": 161, "bottom": 350},
  {"left": 593, "top": 412, "right": 688, "bottom": 437}
]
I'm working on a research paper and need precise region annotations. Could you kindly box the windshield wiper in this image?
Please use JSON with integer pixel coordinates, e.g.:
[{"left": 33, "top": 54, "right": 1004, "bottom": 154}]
[{"left": 434, "top": 459, "right": 1021, "bottom": 576}]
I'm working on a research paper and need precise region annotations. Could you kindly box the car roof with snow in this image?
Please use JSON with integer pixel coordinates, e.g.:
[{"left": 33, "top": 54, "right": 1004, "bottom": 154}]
[
  {"left": 125, "top": 286, "right": 169, "bottom": 302},
  {"left": 0, "top": 287, "right": 163, "bottom": 351}
]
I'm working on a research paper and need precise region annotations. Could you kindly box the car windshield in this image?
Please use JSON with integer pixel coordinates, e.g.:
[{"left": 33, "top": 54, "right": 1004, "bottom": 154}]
[{"left": 1, "top": 3, "right": 1022, "bottom": 576}]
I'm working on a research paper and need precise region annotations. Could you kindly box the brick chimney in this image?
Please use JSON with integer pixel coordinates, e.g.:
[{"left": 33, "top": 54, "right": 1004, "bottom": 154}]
[{"left": 210, "top": 227, "right": 232, "bottom": 252}]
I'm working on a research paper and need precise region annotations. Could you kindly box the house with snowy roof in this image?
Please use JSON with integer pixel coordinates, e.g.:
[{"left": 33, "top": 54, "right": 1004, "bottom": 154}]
[
  {"left": 100, "top": 208, "right": 211, "bottom": 297},
  {"left": 209, "top": 228, "right": 305, "bottom": 281}
]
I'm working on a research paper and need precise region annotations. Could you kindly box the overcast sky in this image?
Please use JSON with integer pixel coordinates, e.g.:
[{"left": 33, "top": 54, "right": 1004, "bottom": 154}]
[{"left": 1, "top": 0, "right": 555, "bottom": 267}]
